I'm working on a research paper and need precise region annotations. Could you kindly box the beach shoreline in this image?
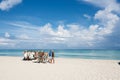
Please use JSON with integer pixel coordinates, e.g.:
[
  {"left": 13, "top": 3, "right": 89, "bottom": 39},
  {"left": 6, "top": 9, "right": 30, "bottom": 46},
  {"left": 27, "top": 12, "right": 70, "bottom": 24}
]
[{"left": 0, "top": 56, "right": 120, "bottom": 80}]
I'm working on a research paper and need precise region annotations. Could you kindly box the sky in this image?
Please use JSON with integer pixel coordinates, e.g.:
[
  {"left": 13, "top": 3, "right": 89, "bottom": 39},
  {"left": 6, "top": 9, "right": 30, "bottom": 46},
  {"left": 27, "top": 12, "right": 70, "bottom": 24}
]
[{"left": 0, "top": 0, "right": 120, "bottom": 49}]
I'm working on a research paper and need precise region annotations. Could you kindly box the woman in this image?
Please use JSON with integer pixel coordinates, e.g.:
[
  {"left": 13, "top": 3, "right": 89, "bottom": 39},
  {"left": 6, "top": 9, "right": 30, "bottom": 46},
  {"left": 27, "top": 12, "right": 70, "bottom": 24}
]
[
  {"left": 23, "top": 50, "right": 29, "bottom": 60},
  {"left": 51, "top": 51, "right": 55, "bottom": 63},
  {"left": 48, "top": 50, "right": 55, "bottom": 63},
  {"left": 37, "top": 51, "right": 44, "bottom": 63}
]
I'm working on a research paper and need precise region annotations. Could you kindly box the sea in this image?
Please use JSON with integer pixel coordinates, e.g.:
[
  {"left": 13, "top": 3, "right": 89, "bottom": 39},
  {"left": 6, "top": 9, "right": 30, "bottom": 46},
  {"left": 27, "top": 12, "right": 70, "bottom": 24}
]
[{"left": 0, "top": 49, "right": 120, "bottom": 60}]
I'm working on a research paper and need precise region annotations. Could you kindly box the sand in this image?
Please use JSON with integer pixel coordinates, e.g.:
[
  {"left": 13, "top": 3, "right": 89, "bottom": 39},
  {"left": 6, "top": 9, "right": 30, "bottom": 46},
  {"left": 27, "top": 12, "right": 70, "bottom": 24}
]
[{"left": 0, "top": 56, "right": 120, "bottom": 80}]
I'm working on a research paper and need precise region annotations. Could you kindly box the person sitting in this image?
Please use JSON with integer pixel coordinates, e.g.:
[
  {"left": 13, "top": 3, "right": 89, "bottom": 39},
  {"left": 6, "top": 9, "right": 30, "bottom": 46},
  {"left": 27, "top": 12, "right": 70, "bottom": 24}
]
[
  {"left": 38, "top": 51, "right": 44, "bottom": 63},
  {"left": 29, "top": 51, "right": 35, "bottom": 60},
  {"left": 34, "top": 51, "right": 37, "bottom": 59},
  {"left": 33, "top": 51, "right": 44, "bottom": 63},
  {"left": 23, "top": 50, "right": 28, "bottom": 60},
  {"left": 32, "top": 51, "right": 39, "bottom": 63},
  {"left": 42, "top": 52, "right": 49, "bottom": 63}
]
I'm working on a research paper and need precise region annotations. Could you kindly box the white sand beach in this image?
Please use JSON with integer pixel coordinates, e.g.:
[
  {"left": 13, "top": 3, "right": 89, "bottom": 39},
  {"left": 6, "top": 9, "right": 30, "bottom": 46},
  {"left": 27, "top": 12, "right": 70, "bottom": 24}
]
[{"left": 0, "top": 56, "right": 120, "bottom": 80}]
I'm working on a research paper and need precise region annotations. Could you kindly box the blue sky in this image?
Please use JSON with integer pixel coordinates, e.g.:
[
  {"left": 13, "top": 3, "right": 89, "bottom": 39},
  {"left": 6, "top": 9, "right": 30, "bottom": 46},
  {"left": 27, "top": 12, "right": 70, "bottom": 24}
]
[{"left": 0, "top": 0, "right": 120, "bottom": 49}]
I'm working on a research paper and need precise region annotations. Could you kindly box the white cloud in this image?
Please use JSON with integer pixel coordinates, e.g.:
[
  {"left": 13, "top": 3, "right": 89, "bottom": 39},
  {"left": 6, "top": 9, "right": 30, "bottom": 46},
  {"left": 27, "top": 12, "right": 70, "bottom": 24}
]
[
  {"left": 8, "top": 21, "right": 38, "bottom": 30},
  {"left": 83, "top": 0, "right": 120, "bottom": 13},
  {"left": 64, "top": 24, "right": 103, "bottom": 47},
  {"left": 64, "top": 0, "right": 120, "bottom": 48},
  {"left": 0, "top": 0, "right": 22, "bottom": 11},
  {"left": 94, "top": 9, "right": 119, "bottom": 35},
  {"left": 0, "top": 38, "right": 16, "bottom": 48},
  {"left": 83, "top": 14, "right": 91, "bottom": 19},
  {"left": 3, "top": 9, "right": 120, "bottom": 49},
  {"left": 56, "top": 25, "right": 71, "bottom": 37},
  {"left": 16, "top": 34, "right": 30, "bottom": 40},
  {"left": 80, "top": 0, "right": 120, "bottom": 48},
  {"left": 39, "top": 23, "right": 72, "bottom": 38},
  {"left": 5, "top": 32, "right": 10, "bottom": 38},
  {"left": 84, "top": 0, "right": 113, "bottom": 8},
  {"left": 39, "top": 23, "right": 55, "bottom": 36},
  {"left": 4, "top": 22, "right": 105, "bottom": 48},
  {"left": 0, "top": 0, "right": 120, "bottom": 49}
]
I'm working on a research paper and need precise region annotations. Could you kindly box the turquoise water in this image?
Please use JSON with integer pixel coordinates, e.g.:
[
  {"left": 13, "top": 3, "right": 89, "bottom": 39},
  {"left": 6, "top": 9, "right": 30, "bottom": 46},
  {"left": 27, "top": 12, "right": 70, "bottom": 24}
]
[{"left": 0, "top": 49, "right": 120, "bottom": 60}]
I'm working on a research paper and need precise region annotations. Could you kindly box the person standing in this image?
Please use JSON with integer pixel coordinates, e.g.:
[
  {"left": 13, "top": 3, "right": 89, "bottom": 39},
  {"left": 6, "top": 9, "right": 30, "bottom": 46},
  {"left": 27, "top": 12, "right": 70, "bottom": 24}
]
[
  {"left": 52, "top": 50, "right": 55, "bottom": 63},
  {"left": 48, "top": 50, "right": 55, "bottom": 63}
]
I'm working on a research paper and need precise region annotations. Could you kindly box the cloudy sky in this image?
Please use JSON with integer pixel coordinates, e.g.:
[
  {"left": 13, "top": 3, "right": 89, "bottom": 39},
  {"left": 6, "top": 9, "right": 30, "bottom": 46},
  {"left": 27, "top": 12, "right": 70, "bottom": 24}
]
[{"left": 0, "top": 0, "right": 120, "bottom": 49}]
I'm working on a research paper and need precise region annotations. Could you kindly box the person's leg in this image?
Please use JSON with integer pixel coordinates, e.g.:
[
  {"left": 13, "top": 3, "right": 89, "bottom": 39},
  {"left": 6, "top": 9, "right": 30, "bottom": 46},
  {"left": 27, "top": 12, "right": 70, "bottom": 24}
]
[
  {"left": 48, "top": 59, "right": 52, "bottom": 63},
  {"left": 53, "top": 58, "right": 55, "bottom": 63},
  {"left": 52, "top": 57, "right": 55, "bottom": 63}
]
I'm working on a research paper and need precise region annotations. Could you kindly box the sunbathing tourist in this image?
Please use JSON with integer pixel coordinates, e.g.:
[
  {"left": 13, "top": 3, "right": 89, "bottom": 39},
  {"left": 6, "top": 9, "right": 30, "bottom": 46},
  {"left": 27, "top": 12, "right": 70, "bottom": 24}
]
[
  {"left": 38, "top": 51, "right": 44, "bottom": 63},
  {"left": 23, "top": 50, "right": 36, "bottom": 60},
  {"left": 23, "top": 50, "right": 29, "bottom": 60},
  {"left": 29, "top": 51, "right": 35, "bottom": 60},
  {"left": 33, "top": 50, "right": 44, "bottom": 63},
  {"left": 23, "top": 50, "right": 55, "bottom": 64},
  {"left": 42, "top": 52, "right": 49, "bottom": 63}
]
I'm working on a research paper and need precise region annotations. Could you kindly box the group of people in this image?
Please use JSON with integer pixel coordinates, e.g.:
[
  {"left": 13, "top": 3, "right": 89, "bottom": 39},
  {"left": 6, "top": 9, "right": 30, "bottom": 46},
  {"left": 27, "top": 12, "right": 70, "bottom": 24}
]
[{"left": 23, "top": 50, "right": 55, "bottom": 63}]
